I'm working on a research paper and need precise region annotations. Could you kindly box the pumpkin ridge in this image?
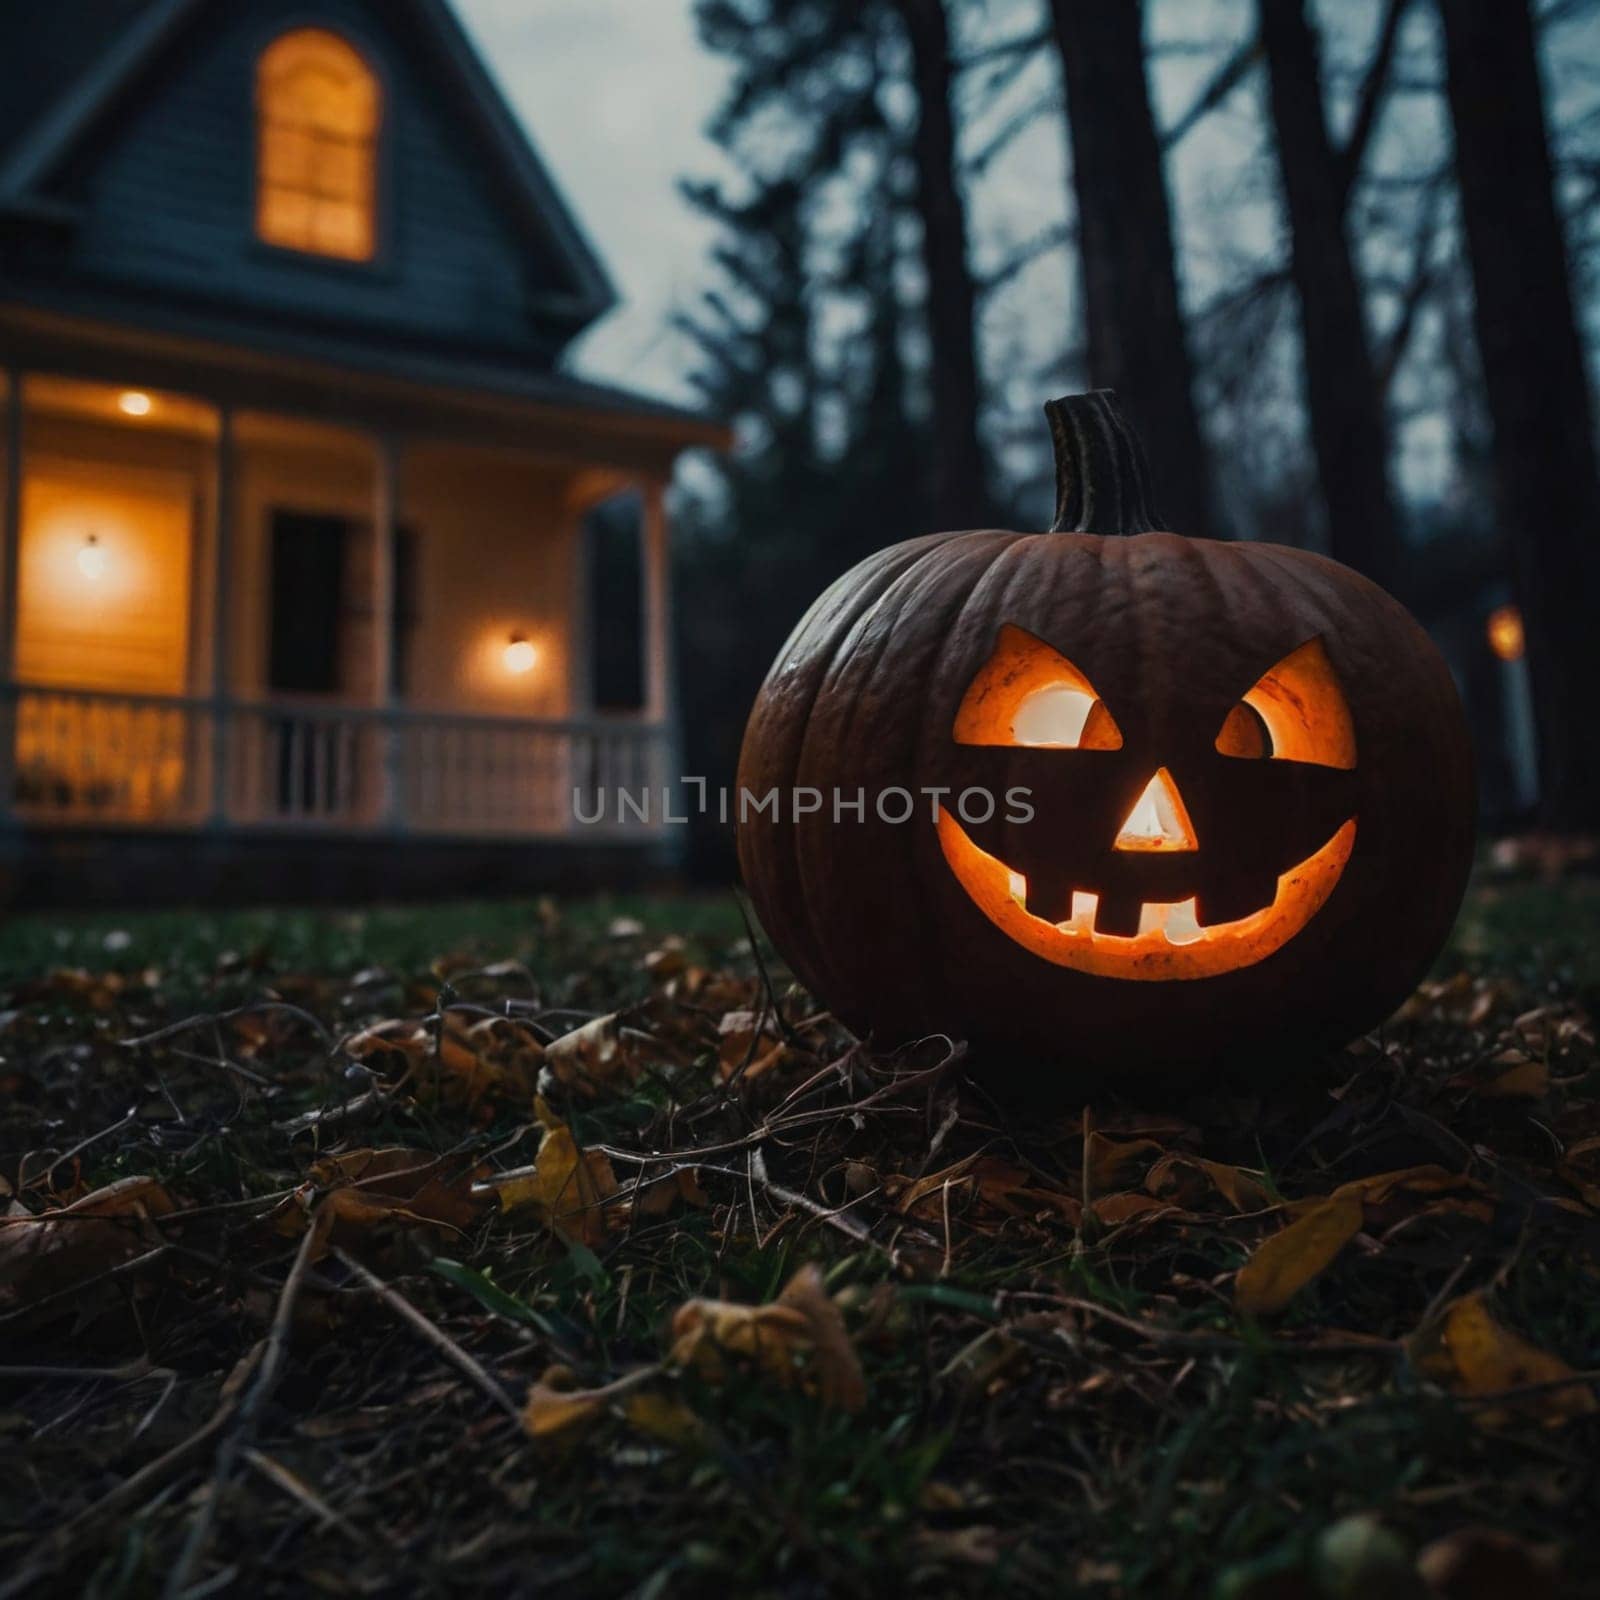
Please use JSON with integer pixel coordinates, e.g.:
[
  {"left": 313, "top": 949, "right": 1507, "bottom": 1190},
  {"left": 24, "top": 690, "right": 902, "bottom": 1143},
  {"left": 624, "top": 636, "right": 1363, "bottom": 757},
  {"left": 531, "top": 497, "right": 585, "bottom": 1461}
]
[
  {"left": 789, "top": 532, "right": 1021, "bottom": 1024},
  {"left": 737, "top": 535, "right": 957, "bottom": 1007}
]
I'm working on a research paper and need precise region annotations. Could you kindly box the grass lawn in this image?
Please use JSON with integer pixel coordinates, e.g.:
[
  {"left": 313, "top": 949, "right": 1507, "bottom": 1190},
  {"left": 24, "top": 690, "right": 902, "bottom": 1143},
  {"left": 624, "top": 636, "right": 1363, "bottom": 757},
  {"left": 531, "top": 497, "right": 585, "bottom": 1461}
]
[{"left": 0, "top": 868, "right": 1597, "bottom": 1597}]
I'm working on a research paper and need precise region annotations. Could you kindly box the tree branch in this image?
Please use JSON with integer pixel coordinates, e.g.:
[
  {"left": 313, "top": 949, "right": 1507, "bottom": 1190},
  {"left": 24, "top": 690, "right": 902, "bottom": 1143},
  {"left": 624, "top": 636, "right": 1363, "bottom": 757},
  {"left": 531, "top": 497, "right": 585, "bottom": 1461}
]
[
  {"left": 1375, "top": 169, "right": 1450, "bottom": 394},
  {"left": 1162, "top": 36, "right": 1261, "bottom": 149},
  {"left": 1335, "top": 0, "right": 1414, "bottom": 210}
]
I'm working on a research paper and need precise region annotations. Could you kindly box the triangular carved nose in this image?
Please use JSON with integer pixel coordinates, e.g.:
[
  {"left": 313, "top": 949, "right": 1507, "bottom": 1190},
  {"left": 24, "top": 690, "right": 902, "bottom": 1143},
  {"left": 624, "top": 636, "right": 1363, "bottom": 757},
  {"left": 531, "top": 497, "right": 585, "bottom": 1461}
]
[{"left": 1114, "top": 768, "right": 1198, "bottom": 852}]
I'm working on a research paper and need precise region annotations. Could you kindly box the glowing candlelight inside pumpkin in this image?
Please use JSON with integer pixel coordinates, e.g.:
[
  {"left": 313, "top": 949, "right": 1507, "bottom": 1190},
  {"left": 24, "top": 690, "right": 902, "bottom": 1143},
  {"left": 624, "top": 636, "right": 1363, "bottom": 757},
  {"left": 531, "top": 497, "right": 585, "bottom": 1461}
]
[{"left": 1114, "top": 768, "right": 1198, "bottom": 853}]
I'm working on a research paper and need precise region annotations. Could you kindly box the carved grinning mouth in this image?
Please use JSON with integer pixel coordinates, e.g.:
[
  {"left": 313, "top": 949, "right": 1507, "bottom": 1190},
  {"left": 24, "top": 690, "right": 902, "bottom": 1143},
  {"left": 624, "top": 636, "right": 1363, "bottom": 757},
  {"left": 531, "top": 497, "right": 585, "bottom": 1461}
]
[{"left": 936, "top": 810, "right": 1357, "bottom": 981}]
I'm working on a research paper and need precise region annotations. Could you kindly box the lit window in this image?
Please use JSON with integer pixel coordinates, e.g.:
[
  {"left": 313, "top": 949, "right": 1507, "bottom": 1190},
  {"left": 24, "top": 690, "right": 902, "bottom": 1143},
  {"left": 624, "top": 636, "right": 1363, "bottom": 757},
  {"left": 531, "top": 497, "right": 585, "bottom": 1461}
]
[{"left": 256, "top": 29, "right": 380, "bottom": 262}]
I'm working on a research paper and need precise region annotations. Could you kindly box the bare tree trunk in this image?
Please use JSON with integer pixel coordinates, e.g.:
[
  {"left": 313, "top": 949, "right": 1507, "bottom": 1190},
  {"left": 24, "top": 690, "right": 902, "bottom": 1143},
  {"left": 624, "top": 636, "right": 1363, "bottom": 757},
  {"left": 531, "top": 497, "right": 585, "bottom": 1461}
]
[
  {"left": 1440, "top": 0, "right": 1600, "bottom": 833},
  {"left": 1048, "top": 0, "right": 1214, "bottom": 539},
  {"left": 1259, "top": 0, "right": 1399, "bottom": 589},
  {"left": 895, "top": 0, "right": 992, "bottom": 529}
]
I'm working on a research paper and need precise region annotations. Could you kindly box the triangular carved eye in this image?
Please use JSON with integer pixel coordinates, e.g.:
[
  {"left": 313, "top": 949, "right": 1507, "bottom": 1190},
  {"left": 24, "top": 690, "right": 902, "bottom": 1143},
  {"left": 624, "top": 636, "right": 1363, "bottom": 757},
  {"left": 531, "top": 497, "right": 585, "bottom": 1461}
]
[
  {"left": 1214, "top": 638, "right": 1356, "bottom": 769},
  {"left": 955, "top": 624, "right": 1123, "bottom": 749}
]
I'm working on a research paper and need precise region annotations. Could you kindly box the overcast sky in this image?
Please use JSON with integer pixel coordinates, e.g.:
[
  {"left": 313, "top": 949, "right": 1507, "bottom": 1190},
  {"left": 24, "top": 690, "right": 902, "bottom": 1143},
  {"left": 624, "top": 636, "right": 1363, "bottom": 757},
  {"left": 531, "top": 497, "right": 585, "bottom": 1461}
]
[{"left": 453, "top": 0, "right": 732, "bottom": 404}]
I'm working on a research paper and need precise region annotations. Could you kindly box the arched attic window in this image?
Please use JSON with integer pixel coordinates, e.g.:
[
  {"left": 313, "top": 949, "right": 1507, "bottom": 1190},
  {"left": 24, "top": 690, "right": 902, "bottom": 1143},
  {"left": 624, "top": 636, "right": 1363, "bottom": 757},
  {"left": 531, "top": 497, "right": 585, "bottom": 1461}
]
[{"left": 256, "top": 28, "right": 380, "bottom": 262}]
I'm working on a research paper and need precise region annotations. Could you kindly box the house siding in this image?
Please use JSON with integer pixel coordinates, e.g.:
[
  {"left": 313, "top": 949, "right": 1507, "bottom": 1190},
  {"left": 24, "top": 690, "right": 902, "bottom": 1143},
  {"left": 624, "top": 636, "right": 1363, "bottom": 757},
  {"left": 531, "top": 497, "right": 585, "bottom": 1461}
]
[{"left": 52, "top": 0, "right": 573, "bottom": 359}]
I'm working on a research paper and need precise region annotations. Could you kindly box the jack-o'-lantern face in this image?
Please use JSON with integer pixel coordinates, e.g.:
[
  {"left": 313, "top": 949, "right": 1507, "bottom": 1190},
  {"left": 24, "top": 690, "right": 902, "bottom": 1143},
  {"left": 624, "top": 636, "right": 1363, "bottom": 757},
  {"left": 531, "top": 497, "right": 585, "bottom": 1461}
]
[{"left": 936, "top": 625, "right": 1358, "bottom": 980}]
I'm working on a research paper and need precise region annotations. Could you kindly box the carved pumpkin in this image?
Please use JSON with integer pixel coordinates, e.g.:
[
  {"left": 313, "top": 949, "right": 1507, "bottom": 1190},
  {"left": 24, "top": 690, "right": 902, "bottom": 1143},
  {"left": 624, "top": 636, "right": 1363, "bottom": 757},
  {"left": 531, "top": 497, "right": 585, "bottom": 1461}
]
[{"left": 736, "top": 392, "right": 1475, "bottom": 1086}]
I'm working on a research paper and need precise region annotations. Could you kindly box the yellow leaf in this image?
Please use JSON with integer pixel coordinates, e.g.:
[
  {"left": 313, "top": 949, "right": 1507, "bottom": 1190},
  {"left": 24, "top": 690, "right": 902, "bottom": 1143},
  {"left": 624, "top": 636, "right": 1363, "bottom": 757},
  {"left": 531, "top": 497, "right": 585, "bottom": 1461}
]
[
  {"left": 621, "top": 1389, "right": 704, "bottom": 1446},
  {"left": 668, "top": 1263, "right": 866, "bottom": 1412},
  {"left": 521, "top": 1367, "right": 696, "bottom": 1448},
  {"left": 1408, "top": 1291, "right": 1596, "bottom": 1427},
  {"left": 491, "top": 1116, "right": 619, "bottom": 1246},
  {"left": 1235, "top": 1190, "right": 1364, "bottom": 1316},
  {"left": 1273, "top": 1165, "right": 1477, "bottom": 1230},
  {"left": 522, "top": 1380, "right": 607, "bottom": 1441}
]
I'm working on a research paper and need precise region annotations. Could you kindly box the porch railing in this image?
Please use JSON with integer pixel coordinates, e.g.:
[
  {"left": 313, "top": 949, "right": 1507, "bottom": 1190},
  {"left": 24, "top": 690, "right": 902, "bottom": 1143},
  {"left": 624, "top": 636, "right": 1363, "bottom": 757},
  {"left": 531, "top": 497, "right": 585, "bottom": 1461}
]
[{"left": 2, "top": 684, "right": 672, "bottom": 838}]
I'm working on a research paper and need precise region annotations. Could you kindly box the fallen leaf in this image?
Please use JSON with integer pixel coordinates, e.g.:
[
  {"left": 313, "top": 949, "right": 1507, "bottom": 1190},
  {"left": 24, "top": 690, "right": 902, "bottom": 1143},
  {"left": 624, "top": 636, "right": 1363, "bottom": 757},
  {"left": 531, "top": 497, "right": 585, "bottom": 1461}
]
[
  {"left": 521, "top": 1366, "right": 694, "bottom": 1447},
  {"left": 892, "top": 1153, "right": 983, "bottom": 1218},
  {"left": 277, "top": 1148, "right": 485, "bottom": 1252},
  {"left": 1083, "top": 1134, "right": 1163, "bottom": 1196},
  {"left": 1146, "top": 1154, "right": 1271, "bottom": 1213},
  {"left": 634, "top": 1166, "right": 711, "bottom": 1218},
  {"left": 543, "top": 1013, "right": 650, "bottom": 1096},
  {"left": 1235, "top": 1164, "right": 1484, "bottom": 1312},
  {"left": 668, "top": 1263, "right": 866, "bottom": 1411},
  {"left": 0, "top": 1175, "right": 174, "bottom": 1307},
  {"left": 1416, "top": 1527, "right": 1560, "bottom": 1599},
  {"left": 491, "top": 1103, "right": 619, "bottom": 1246},
  {"left": 1093, "top": 1192, "right": 1170, "bottom": 1225},
  {"left": 1558, "top": 1133, "right": 1600, "bottom": 1210},
  {"left": 343, "top": 1016, "right": 542, "bottom": 1107},
  {"left": 1407, "top": 1291, "right": 1596, "bottom": 1427},
  {"left": 911, "top": 1526, "right": 1001, "bottom": 1566},
  {"left": 642, "top": 941, "right": 687, "bottom": 979},
  {"left": 1235, "top": 1190, "right": 1364, "bottom": 1316},
  {"left": 716, "top": 1009, "right": 789, "bottom": 1083},
  {"left": 523, "top": 1376, "right": 609, "bottom": 1441},
  {"left": 619, "top": 1388, "right": 704, "bottom": 1447},
  {"left": 1469, "top": 1053, "right": 1549, "bottom": 1100},
  {"left": 890, "top": 1157, "right": 1081, "bottom": 1233}
]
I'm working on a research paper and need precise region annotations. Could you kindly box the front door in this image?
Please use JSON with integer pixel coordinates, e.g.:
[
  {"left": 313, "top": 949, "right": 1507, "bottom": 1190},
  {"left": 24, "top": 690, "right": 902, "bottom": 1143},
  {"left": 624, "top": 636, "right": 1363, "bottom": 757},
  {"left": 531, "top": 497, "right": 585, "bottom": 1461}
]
[
  {"left": 268, "top": 510, "right": 349, "bottom": 815},
  {"left": 268, "top": 510, "right": 347, "bottom": 696}
]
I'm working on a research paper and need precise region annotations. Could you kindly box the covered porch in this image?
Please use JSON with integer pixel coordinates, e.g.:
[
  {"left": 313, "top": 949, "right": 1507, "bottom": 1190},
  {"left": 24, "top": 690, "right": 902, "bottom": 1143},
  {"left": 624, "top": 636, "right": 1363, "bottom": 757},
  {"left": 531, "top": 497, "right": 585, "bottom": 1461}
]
[{"left": 0, "top": 309, "right": 718, "bottom": 851}]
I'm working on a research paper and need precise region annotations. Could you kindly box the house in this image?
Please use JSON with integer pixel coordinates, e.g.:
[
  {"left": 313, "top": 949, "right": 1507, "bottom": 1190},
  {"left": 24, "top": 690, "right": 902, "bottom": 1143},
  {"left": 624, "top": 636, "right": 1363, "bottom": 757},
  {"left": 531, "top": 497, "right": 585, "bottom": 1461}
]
[{"left": 0, "top": 0, "right": 724, "bottom": 904}]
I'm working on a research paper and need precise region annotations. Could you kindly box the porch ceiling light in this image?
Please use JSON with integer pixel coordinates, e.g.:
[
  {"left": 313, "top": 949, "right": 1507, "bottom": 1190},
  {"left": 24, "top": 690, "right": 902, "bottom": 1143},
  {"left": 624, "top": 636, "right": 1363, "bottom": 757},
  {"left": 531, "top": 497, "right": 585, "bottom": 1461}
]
[
  {"left": 504, "top": 632, "right": 537, "bottom": 674},
  {"left": 1486, "top": 604, "right": 1525, "bottom": 663},
  {"left": 118, "top": 390, "right": 153, "bottom": 417},
  {"left": 77, "top": 533, "right": 109, "bottom": 582}
]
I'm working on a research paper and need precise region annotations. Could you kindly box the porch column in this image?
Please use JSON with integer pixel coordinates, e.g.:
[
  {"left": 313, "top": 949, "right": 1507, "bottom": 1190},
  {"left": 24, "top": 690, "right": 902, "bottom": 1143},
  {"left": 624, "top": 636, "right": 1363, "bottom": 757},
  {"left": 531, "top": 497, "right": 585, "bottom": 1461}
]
[
  {"left": 0, "top": 369, "right": 22, "bottom": 817},
  {"left": 207, "top": 406, "right": 235, "bottom": 825},
  {"left": 568, "top": 501, "right": 594, "bottom": 717},
  {"left": 371, "top": 431, "right": 401, "bottom": 827},
  {"left": 640, "top": 479, "right": 675, "bottom": 812},
  {"left": 641, "top": 480, "right": 672, "bottom": 722}
]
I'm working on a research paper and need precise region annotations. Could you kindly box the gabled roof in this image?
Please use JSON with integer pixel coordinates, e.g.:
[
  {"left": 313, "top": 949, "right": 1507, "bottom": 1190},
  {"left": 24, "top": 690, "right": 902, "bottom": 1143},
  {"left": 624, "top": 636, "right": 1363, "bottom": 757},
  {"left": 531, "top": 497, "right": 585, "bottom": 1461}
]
[{"left": 0, "top": 0, "right": 618, "bottom": 329}]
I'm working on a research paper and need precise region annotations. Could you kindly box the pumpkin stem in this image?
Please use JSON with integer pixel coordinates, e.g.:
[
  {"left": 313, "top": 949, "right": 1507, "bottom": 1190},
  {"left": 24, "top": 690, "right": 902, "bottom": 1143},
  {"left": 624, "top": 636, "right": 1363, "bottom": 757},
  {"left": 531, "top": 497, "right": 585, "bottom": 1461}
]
[{"left": 1045, "top": 390, "right": 1164, "bottom": 535}]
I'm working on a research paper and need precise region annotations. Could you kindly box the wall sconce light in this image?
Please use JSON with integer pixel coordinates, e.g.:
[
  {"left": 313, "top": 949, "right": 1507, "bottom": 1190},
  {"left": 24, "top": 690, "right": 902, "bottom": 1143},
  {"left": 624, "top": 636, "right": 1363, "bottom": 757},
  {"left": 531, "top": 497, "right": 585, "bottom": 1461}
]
[
  {"left": 77, "top": 533, "right": 109, "bottom": 582},
  {"left": 503, "top": 631, "right": 537, "bottom": 674},
  {"left": 1486, "top": 603, "right": 1525, "bottom": 663},
  {"left": 117, "top": 390, "right": 153, "bottom": 418}
]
